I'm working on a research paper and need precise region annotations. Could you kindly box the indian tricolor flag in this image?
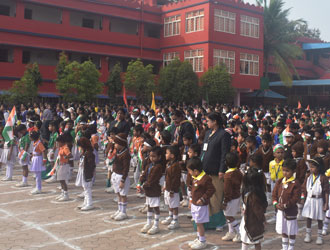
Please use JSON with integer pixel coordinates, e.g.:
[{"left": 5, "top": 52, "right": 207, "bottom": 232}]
[
  {"left": 18, "top": 150, "right": 28, "bottom": 162},
  {"left": 2, "top": 106, "right": 17, "bottom": 142}
]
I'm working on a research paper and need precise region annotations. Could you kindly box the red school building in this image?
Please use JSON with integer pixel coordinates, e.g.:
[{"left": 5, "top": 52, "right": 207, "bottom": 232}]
[{"left": 0, "top": 0, "right": 263, "bottom": 104}]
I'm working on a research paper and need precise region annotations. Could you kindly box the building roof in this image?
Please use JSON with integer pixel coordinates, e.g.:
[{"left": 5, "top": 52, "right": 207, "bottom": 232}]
[
  {"left": 270, "top": 79, "right": 330, "bottom": 87},
  {"left": 302, "top": 43, "right": 330, "bottom": 51},
  {"left": 245, "top": 89, "right": 287, "bottom": 99}
]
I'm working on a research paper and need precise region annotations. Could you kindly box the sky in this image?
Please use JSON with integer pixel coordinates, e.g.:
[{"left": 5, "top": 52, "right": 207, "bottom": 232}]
[{"left": 244, "top": 0, "right": 330, "bottom": 42}]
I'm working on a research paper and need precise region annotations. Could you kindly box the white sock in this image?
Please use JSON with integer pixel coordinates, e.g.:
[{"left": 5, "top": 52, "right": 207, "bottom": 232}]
[
  {"left": 118, "top": 202, "right": 122, "bottom": 212},
  {"left": 147, "top": 212, "right": 153, "bottom": 225},
  {"left": 228, "top": 220, "right": 234, "bottom": 233},
  {"left": 122, "top": 202, "right": 127, "bottom": 214},
  {"left": 282, "top": 237, "right": 289, "bottom": 250},
  {"left": 154, "top": 214, "right": 160, "bottom": 227},
  {"left": 318, "top": 229, "right": 323, "bottom": 237},
  {"left": 241, "top": 243, "right": 248, "bottom": 250},
  {"left": 232, "top": 220, "right": 240, "bottom": 234},
  {"left": 306, "top": 227, "right": 311, "bottom": 234},
  {"left": 323, "top": 217, "right": 329, "bottom": 231},
  {"left": 22, "top": 176, "right": 27, "bottom": 183},
  {"left": 169, "top": 211, "right": 173, "bottom": 218},
  {"left": 288, "top": 239, "right": 295, "bottom": 250},
  {"left": 173, "top": 214, "right": 178, "bottom": 222}
]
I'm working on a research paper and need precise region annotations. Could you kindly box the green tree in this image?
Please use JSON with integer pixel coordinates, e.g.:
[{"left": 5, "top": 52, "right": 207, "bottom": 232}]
[
  {"left": 56, "top": 60, "right": 103, "bottom": 102},
  {"left": 158, "top": 58, "right": 181, "bottom": 102},
  {"left": 10, "top": 63, "right": 42, "bottom": 103},
  {"left": 295, "top": 22, "right": 321, "bottom": 40},
  {"left": 200, "top": 65, "right": 235, "bottom": 105},
  {"left": 124, "top": 59, "right": 155, "bottom": 103},
  {"left": 175, "top": 61, "right": 199, "bottom": 104},
  {"left": 106, "top": 63, "right": 122, "bottom": 101},
  {"left": 258, "top": 0, "right": 304, "bottom": 86}
]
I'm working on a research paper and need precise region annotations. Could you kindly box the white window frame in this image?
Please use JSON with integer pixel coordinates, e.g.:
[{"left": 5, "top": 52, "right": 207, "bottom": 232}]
[
  {"left": 185, "top": 9, "right": 204, "bottom": 33},
  {"left": 213, "top": 49, "right": 235, "bottom": 74},
  {"left": 240, "top": 15, "right": 259, "bottom": 38},
  {"left": 163, "top": 52, "right": 180, "bottom": 67},
  {"left": 184, "top": 49, "right": 204, "bottom": 72},
  {"left": 240, "top": 53, "right": 259, "bottom": 76},
  {"left": 164, "top": 15, "right": 181, "bottom": 37},
  {"left": 214, "top": 9, "right": 236, "bottom": 34}
]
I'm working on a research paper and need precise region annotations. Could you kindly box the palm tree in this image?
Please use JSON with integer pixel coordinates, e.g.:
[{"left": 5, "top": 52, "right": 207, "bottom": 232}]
[{"left": 257, "top": 0, "right": 304, "bottom": 86}]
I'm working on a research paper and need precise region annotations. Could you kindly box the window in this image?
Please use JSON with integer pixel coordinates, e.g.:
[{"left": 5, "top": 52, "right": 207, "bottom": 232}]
[
  {"left": 184, "top": 49, "right": 204, "bottom": 72},
  {"left": 22, "top": 51, "right": 31, "bottom": 64},
  {"left": 24, "top": 8, "right": 32, "bottom": 20},
  {"left": 110, "top": 17, "right": 139, "bottom": 35},
  {"left": 240, "top": 53, "right": 259, "bottom": 76},
  {"left": 164, "top": 15, "right": 180, "bottom": 37},
  {"left": 186, "top": 9, "right": 204, "bottom": 33},
  {"left": 82, "top": 18, "right": 94, "bottom": 29},
  {"left": 163, "top": 52, "right": 179, "bottom": 66},
  {"left": 214, "top": 49, "right": 235, "bottom": 74},
  {"left": 0, "top": 5, "right": 10, "bottom": 16},
  {"left": 240, "top": 15, "right": 259, "bottom": 38},
  {"left": 214, "top": 9, "right": 236, "bottom": 34},
  {"left": 144, "top": 23, "right": 160, "bottom": 38},
  {"left": 0, "top": 49, "right": 9, "bottom": 62}
]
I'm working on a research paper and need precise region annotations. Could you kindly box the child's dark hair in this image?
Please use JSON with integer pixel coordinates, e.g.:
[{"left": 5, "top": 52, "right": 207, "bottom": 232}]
[
  {"left": 245, "top": 136, "right": 257, "bottom": 145},
  {"left": 29, "top": 131, "right": 40, "bottom": 141},
  {"left": 308, "top": 157, "right": 325, "bottom": 175},
  {"left": 231, "top": 139, "right": 238, "bottom": 149},
  {"left": 242, "top": 167, "right": 267, "bottom": 206},
  {"left": 183, "top": 132, "right": 194, "bottom": 141},
  {"left": 160, "top": 130, "right": 171, "bottom": 145},
  {"left": 250, "top": 152, "right": 263, "bottom": 168},
  {"left": 77, "top": 137, "right": 93, "bottom": 152},
  {"left": 262, "top": 133, "right": 272, "bottom": 142},
  {"left": 189, "top": 144, "right": 201, "bottom": 157},
  {"left": 225, "top": 152, "right": 239, "bottom": 169},
  {"left": 56, "top": 134, "right": 67, "bottom": 143},
  {"left": 187, "top": 157, "right": 203, "bottom": 172},
  {"left": 291, "top": 142, "right": 304, "bottom": 157},
  {"left": 166, "top": 145, "right": 180, "bottom": 161},
  {"left": 151, "top": 146, "right": 163, "bottom": 157},
  {"left": 49, "top": 121, "right": 59, "bottom": 132},
  {"left": 283, "top": 158, "right": 297, "bottom": 172},
  {"left": 134, "top": 125, "right": 144, "bottom": 135},
  {"left": 16, "top": 124, "right": 27, "bottom": 133}
]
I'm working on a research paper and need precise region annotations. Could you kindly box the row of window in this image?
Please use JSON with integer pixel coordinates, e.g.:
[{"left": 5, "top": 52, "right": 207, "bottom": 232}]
[
  {"left": 163, "top": 49, "right": 259, "bottom": 76},
  {"left": 164, "top": 9, "right": 260, "bottom": 38}
]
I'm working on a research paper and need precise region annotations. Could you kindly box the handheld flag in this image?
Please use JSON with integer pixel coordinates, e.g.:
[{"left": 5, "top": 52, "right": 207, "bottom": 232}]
[
  {"left": 151, "top": 92, "right": 156, "bottom": 111},
  {"left": 297, "top": 101, "right": 301, "bottom": 109},
  {"left": 122, "top": 85, "right": 128, "bottom": 108},
  {"left": 2, "top": 106, "right": 17, "bottom": 142},
  {"left": 307, "top": 105, "right": 310, "bottom": 111}
]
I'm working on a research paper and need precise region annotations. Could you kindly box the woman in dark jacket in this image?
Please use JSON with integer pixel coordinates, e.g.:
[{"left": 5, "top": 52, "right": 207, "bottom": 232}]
[{"left": 201, "top": 112, "right": 231, "bottom": 230}]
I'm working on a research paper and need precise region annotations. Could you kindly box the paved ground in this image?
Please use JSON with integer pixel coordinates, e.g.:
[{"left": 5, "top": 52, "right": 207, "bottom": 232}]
[{"left": 0, "top": 155, "right": 329, "bottom": 250}]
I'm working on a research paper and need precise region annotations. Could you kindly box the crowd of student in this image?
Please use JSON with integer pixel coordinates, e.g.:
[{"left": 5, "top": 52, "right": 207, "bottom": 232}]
[{"left": 0, "top": 102, "right": 330, "bottom": 250}]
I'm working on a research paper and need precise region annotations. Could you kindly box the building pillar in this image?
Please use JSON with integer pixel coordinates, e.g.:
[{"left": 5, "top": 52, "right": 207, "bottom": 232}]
[
  {"left": 13, "top": 47, "right": 22, "bottom": 65},
  {"left": 234, "top": 91, "right": 240, "bottom": 107},
  {"left": 61, "top": 9, "right": 70, "bottom": 26},
  {"left": 15, "top": 1, "right": 25, "bottom": 19},
  {"left": 103, "top": 16, "right": 110, "bottom": 32}
]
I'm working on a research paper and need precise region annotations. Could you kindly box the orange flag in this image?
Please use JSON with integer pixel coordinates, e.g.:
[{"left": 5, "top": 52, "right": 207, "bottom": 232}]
[
  {"left": 298, "top": 101, "right": 301, "bottom": 109},
  {"left": 122, "top": 85, "right": 128, "bottom": 108},
  {"left": 307, "top": 105, "right": 310, "bottom": 111}
]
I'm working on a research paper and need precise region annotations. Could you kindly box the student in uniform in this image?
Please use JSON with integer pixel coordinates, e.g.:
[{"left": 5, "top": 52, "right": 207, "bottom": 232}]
[
  {"left": 140, "top": 146, "right": 163, "bottom": 235},
  {"left": 187, "top": 157, "right": 215, "bottom": 250},
  {"left": 221, "top": 152, "right": 243, "bottom": 243},
  {"left": 301, "top": 157, "right": 329, "bottom": 245},
  {"left": 272, "top": 159, "right": 301, "bottom": 250},
  {"left": 16, "top": 124, "right": 31, "bottom": 187}
]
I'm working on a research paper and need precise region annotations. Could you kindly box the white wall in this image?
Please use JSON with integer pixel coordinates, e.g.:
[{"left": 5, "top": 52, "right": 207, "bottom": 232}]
[{"left": 24, "top": 3, "right": 62, "bottom": 24}]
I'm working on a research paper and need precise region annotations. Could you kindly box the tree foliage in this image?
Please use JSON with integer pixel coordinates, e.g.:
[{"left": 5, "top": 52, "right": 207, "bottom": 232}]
[
  {"left": 124, "top": 59, "right": 155, "bottom": 103},
  {"left": 259, "top": 0, "right": 304, "bottom": 87},
  {"left": 106, "top": 63, "right": 122, "bottom": 101},
  {"left": 200, "top": 65, "right": 235, "bottom": 105},
  {"left": 295, "top": 22, "right": 321, "bottom": 40},
  {"left": 9, "top": 63, "right": 42, "bottom": 103},
  {"left": 56, "top": 58, "right": 103, "bottom": 102}
]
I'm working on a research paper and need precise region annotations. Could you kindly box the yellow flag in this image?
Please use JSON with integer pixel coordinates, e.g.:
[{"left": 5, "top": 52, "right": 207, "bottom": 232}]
[{"left": 151, "top": 92, "right": 156, "bottom": 111}]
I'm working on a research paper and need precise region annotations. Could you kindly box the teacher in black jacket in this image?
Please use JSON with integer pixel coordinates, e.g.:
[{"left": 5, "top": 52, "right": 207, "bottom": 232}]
[{"left": 201, "top": 112, "right": 231, "bottom": 230}]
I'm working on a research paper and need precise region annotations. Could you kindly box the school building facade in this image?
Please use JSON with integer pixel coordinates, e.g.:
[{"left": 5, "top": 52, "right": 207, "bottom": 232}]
[{"left": 0, "top": 0, "right": 264, "bottom": 104}]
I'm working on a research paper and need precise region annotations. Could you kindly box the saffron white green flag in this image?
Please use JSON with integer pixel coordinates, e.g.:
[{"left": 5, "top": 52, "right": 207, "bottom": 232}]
[{"left": 2, "top": 106, "right": 17, "bottom": 142}]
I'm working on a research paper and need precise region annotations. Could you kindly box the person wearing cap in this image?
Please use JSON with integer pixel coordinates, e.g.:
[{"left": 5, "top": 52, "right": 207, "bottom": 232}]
[
  {"left": 284, "top": 132, "right": 294, "bottom": 160},
  {"left": 110, "top": 133, "right": 131, "bottom": 221},
  {"left": 171, "top": 110, "right": 196, "bottom": 147},
  {"left": 269, "top": 144, "right": 285, "bottom": 193},
  {"left": 131, "top": 107, "right": 141, "bottom": 125}
]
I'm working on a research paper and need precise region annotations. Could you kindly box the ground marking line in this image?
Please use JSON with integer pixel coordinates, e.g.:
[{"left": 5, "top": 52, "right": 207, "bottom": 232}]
[{"left": 0, "top": 208, "right": 81, "bottom": 250}]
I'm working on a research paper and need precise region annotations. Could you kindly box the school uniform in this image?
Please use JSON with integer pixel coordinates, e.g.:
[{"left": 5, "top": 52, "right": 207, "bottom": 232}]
[
  {"left": 302, "top": 173, "right": 329, "bottom": 220},
  {"left": 18, "top": 133, "right": 31, "bottom": 166},
  {"left": 111, "top": 148, "right": 131, "bottom": 196},
  {"left": 295, "top": 157, "right": 308, "bottom": 185},
  {"left": 91, "top": 133, "right": 100, "bottom": 165},
  {"left": 269, "top": 159, "right": 284, "bottom": 191},
  {"left": 272, "top": 177, "right": 301, "bottom": 236},
  {"left": 140, "top": 162, "right": 163, "bottom": 207},
  {"left": 57, "top": 145, "right": 71, "bottom": 181},
  {"left": 257, "top": 146, "right": 274, "bottom": 174},
  {"left": 238, "top": 143, "right": 247, "bottom": 167},
  {"left": 29, "top": 140, "right": 46, "bottom": 191},
  {"left": 164, "top": 161, "right": 181, "bottom": 208},
  {"left": 223, "top": 168, "right": 243, "bottom": 217},
  {"left": 190, "top": 172, "right": 216, "bottom": 224}
]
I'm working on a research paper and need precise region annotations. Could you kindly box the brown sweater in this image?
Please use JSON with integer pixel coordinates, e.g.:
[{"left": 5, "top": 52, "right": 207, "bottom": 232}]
[
  {"left": 191, "top": 174, "right": 215, "bottom": 206},
  {"left": 223, "top": 169, "right": 243, "bottom": 204},
  {"left": 140, "top": 162, "right": 163, "bottom": 197},
  {"left": 272, "top": 178, "right": 301, "bottom": 218},
  {"left": 112, "top": 148, "right": 130, "bottom": 182},
  {"left": 257, "top": 147, "right": 274, "bottom": 173},
  {"left": 165, "top": 161, "right": 181, "bottom": 193},
  {"left": 83, "top": 151, "right": 96, "bottom": 182},
  {"left": 302, "top": 173, "right": 329, "bottom": 204},
  {"left": 295, "top": 158, "right": 307, "bottom": 185}
]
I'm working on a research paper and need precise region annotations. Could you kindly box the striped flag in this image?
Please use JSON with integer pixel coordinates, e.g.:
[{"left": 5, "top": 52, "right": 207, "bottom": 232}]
[
  {"left": 48, "top": 157, "right": 59, "bottom": 177},
  {"left": 18, "top": 150, "right": 29, "bottom": 162},
  {"left": 151, "top": 92, "right": 156, "bottom": 111},
  {"left": 2, "top": 106, "right": 17, "bottom": 142}
]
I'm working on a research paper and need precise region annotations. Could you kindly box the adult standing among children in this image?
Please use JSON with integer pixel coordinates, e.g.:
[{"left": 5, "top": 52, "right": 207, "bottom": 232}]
[
  {"left": 201, "top": 112, "right": 231, "bottom": 230},
  {"left": 171, "top": 110, "right": 196, "bottom": 147}
]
